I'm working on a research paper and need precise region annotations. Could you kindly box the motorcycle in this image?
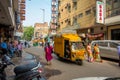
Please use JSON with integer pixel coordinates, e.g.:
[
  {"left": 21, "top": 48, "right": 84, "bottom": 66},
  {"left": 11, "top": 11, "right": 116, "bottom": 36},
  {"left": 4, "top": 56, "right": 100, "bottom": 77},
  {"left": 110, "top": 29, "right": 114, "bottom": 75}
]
[
  {"left": 14, "top": 61, "right": 44, "bottom": 80},
  {"left": 0, "top": 51, "right": 45, "bottom": 80}
]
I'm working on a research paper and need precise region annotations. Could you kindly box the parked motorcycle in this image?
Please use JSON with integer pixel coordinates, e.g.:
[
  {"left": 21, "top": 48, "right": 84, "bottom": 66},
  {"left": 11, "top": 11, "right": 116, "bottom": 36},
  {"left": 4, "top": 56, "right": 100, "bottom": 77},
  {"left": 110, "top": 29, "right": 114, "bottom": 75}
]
[
  {"left": 0, "top": 50, "right": 45, "bottom": 80},
  {"left": 0, "top": 52, "right": 14, "bottom": 80},
  {"left": 14, "top": 61, "right": 44, "bottom": 80}
]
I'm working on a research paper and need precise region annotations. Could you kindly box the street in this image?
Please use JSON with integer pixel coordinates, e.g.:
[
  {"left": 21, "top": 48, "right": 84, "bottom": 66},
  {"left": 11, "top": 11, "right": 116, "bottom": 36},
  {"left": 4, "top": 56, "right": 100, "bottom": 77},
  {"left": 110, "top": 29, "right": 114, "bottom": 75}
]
[{"left": 24, "top": 47, "right": 120, "bottom": 80}]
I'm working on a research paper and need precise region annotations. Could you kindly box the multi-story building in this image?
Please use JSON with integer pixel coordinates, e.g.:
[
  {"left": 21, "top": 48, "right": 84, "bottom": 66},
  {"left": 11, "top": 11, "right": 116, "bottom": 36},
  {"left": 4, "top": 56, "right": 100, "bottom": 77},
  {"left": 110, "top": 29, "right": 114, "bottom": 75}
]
[
  {"left": 50, "top": 0, "right": 58, "bottom": 35},
  {"left": 14, "top": 0, "right": 26, "bottom": 40},
  {"left": 58, "top": 0, "right": 106, "bottom": 40},
  {"left": 34, "top": 22, "right": 49, "bottom": 39},
  {"left": 104, "top": 0, "right": 120, "bottom": 40},
  {"left": 0, "top": 0, "right": 22, "bottom": 41}
]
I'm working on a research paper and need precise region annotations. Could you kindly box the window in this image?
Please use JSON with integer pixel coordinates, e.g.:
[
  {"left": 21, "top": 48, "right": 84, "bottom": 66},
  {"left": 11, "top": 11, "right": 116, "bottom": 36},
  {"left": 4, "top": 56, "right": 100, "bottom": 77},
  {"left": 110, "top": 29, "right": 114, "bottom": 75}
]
[
  {"left": 99, "top": 42, "right": 108, "bottom": 47},
  {"left": 85, "top": 9, "right": 91, "bottom": 15},
  {"left": 73, "top": 17, "right": 77, "bottom": 24},
  {"left": 67, "top": 4, "right": 71, "bottom": 13},
  {"left": 73, "top": 2, "right": 77, "bottom": 10},
  {"left": 106, "top": 0, "right": 120, "bottom": 18},
  {"left": 106, "top": 0, "right": 112, "bottom": 11},
  {"left": 111, "top": 29, "right": 120, "bottom": 40},
  {"left": 109, "top": 42, "right": 118, "bottom": 48},
  {"left": 78, "top": 13, "right": 83, "bottom": 18},
  {"left": 101, "top": 27, "right": 103, "bottom": 30},
  {"left": 66, "top": 19, "right": 71, "bottom": 25}
]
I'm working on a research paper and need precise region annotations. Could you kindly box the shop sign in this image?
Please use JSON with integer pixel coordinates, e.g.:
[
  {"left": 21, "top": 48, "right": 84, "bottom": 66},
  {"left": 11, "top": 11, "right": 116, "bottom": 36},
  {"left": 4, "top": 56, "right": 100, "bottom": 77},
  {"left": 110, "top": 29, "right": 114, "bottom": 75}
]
[
  {"left": 87, "top": 33, "right": 104, "bottom": 38},
  {"left": 96, "top": 1, "right": 104, "bottom": 24}
]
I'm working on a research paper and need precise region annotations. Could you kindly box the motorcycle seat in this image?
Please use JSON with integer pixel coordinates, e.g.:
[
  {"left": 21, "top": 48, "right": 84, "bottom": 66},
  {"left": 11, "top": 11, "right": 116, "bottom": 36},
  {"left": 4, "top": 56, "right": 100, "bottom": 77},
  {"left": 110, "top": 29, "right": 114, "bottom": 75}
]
[{"left": 14, "top": 62, "right": 38, "bottom": 75}]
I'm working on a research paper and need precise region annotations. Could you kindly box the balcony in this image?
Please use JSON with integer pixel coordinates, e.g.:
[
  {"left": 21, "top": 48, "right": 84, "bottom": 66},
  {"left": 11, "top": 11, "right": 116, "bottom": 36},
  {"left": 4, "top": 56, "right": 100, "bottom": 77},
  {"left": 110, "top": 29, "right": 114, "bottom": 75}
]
[
  {"left": 20, "top": 9, "right": 25, "bottom": 14},
  {"left": 52, "top": 2, "right": 56, "bottom": 5},
  {"left": 20, "top": 3, "right": 25, "bottom": 9},
  {"left": 21, "top": 0, "right": 25, "bottom": 3},
  {"left": 0, "top": 0, "right": 16, "bottom": 27},
  {"left": 20, "top": 15, "right": 25, "bottom": 20}
]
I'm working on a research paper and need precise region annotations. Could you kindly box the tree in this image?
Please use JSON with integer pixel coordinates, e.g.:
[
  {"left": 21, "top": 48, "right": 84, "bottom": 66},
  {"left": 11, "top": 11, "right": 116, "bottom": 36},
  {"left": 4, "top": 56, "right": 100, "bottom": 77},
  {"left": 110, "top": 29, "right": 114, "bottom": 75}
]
[{"left": 22, "top": 26, "right": 34, "bottom": 41}]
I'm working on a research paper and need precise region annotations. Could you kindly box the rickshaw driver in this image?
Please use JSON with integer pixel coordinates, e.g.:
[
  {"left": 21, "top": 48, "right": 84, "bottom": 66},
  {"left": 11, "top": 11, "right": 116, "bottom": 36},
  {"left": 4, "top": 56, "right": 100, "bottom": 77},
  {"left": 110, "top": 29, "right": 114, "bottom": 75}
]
[{"left": 65, "top": 44, "right": 71, "bottom": 58}]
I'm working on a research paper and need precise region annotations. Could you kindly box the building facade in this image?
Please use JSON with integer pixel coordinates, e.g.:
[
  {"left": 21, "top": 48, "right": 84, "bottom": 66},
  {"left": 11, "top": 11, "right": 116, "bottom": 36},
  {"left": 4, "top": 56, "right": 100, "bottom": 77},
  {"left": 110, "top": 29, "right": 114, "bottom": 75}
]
[
  {"left": 34, "top": 22, "right": 49, "bottom": 39},
  {"left": 0, "top": 0, "right": 23, "bottom": 42},
  {"left": 57, "top": 0, "right": 106, "bottom": 41},
  {"left": 50, "top": 0, "right": 58, "bottom": 35},
  {"left": 14, "top": 0, "right": 26, "bottom": 40},
  {"left": 104, "top": 0, "right": 120, "bottom": 40}
]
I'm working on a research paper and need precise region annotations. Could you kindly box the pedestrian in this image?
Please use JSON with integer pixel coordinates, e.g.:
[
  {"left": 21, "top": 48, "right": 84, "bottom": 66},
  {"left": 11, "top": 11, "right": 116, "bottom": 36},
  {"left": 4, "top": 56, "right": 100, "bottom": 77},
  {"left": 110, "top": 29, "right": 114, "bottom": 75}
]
[
  {"left": 17, "top": 41, "right": 23, "bottom": 57},
  {"left": 86, "top": 42, "right": 94, "bottom": 62},
  {"left": 44, "top": 42, "right": 53, "bottom": 65},
  {"left": 93, "top": 43, "right": 102, "bottom": 62},
  {"left": 8, "top": 41, "right": 14, "bottom": 58},
  {"left": 117, "top": 45, "right": 120, "bottom": 66},
  {"left": 0, "top": 40, "right": 8, "bottom": 55},
  {"left": 24, "top": 41, "right": 27, "bottom": 48}
]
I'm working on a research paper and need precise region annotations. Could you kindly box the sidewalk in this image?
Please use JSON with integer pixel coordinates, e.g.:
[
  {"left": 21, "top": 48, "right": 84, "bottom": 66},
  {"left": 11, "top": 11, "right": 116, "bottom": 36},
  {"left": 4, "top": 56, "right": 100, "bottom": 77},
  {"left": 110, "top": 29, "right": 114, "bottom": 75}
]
[
  {"left": 6, "top": 50, "right": 35, "bottom": 80},
  {"left": 6, "top": 46, "right": 54, "bottom": 80}
]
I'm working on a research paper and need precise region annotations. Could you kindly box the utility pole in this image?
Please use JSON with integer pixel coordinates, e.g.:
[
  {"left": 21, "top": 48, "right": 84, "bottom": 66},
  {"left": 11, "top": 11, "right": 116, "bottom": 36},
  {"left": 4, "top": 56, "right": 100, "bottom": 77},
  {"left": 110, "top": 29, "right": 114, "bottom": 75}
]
[{"left": 40, "top": 8, "right": 45, "bottom": 23}]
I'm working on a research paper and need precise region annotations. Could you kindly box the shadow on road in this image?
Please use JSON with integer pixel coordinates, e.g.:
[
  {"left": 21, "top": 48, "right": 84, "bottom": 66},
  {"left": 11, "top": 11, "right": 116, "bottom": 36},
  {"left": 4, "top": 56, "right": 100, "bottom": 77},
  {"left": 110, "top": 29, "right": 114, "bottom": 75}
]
[{"left": 44, "top": 67, "right": 62, "bottom": 79}]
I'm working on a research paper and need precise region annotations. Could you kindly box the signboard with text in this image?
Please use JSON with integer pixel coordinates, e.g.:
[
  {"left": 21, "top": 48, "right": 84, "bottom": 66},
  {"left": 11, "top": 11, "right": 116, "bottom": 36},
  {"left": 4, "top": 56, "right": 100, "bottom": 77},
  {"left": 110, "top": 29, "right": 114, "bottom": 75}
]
[{"left": 96, "top": 1, "right": 104, "bottom": 24}]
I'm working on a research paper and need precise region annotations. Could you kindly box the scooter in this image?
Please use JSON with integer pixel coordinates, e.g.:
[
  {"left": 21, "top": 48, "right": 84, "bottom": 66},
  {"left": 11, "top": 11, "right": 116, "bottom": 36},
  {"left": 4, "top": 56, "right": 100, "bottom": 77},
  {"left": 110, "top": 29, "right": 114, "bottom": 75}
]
[
  {"left": 0, "top": 53, "right": 45, "bottom": 80},
  {"left": 14, "top": 61, "right": 44, "bottom": 80}
]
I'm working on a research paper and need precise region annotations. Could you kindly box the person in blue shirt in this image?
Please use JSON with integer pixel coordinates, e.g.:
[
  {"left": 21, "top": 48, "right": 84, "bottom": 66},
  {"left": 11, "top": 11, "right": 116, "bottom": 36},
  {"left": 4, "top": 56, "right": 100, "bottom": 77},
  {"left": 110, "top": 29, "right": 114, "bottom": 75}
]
[{"left": 0, "top": 40, "right": 8, "bottom": 54}]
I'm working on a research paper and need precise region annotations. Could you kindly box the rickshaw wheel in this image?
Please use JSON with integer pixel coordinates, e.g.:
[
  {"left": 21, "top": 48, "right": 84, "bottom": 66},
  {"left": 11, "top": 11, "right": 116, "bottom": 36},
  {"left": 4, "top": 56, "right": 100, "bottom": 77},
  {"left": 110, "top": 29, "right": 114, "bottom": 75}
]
[{"left": 75, "top": 59, "right": 83, "bottom": 65}]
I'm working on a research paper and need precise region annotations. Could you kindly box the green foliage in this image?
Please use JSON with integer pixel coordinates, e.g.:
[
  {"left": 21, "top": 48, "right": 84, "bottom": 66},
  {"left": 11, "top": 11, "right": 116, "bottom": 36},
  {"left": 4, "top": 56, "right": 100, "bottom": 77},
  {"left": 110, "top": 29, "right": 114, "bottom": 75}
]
[{"left": 22, "top": 26, "right": 34, "bottom": 41}]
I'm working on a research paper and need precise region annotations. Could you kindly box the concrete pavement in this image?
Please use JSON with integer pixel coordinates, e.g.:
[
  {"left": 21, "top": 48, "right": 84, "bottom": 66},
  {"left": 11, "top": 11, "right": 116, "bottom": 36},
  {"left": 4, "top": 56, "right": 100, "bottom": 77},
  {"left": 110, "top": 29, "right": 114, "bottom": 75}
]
[
  {"left": 6, "top": 49, "right": 36, "bottom": 80},
  {"left": 5, "top": 46, "right": 47, "bottom": 80}
]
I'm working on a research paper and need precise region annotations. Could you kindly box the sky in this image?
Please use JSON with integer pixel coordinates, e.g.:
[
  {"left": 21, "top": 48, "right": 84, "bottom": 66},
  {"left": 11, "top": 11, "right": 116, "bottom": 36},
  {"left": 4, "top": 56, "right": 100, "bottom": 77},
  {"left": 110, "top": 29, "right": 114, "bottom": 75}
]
[{"left": 23, "top": 0, "right": 51, "bottom": 26}]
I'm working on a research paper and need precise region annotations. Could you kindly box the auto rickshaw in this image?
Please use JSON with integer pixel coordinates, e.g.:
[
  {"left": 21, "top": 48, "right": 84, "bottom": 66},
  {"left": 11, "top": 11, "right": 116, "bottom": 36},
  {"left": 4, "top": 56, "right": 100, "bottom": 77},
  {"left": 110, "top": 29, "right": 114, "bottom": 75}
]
[{"left": 54, "top": 33, "right": 86, "bottom": 65}]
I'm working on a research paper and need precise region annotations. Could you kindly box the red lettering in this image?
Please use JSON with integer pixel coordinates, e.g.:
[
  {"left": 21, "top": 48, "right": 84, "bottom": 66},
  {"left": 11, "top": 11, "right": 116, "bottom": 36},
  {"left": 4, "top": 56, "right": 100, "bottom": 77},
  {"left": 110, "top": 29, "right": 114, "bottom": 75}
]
[
  {"left": 99, "top": 5, "right": 102, "bottom": 8},
  {"left": 99, "top": 13, "right": 102, "bottom": 16},
  {"left": 99, "top": 17, "right": 102, "bottom": 20}
]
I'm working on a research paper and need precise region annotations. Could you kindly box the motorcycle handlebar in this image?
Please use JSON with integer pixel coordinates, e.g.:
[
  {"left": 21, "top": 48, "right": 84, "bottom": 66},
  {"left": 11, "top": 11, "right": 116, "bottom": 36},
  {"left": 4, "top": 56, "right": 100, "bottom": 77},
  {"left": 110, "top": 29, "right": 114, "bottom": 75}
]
[{"left": 0, "top": 55, "right": 15, "bottom": 66}]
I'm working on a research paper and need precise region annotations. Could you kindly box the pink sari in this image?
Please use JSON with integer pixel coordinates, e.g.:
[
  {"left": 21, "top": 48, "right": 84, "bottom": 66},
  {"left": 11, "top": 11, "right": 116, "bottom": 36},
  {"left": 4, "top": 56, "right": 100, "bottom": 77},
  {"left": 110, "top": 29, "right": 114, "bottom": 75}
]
[{"left": 45, "top": 46, "right": 53, "bottom": 61}]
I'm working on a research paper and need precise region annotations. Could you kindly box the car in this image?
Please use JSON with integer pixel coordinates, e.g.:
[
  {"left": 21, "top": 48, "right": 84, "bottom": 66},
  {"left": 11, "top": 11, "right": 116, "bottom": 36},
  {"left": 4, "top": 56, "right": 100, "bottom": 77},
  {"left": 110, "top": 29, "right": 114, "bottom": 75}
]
[
  {"left": 72, "top": 77, "right": 120, "bottom": 80},
  {"left": 91, "top": 40, "right": 120, "bottom": 60}
]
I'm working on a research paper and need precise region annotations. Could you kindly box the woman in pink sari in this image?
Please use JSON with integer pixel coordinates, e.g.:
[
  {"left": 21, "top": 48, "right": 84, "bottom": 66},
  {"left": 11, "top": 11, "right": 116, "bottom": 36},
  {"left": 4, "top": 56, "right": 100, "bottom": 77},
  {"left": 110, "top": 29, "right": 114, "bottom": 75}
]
[{"left": 44, "top": 42, "right": 53, "bottom": 65}]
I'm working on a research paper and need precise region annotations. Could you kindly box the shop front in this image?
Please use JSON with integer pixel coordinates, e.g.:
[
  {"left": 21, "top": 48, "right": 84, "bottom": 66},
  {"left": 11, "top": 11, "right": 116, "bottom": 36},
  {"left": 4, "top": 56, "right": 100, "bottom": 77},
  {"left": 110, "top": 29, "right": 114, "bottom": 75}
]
[
  {"left": 76, "top": 24, "right": 106, "bottom": 42},
  {"left": 107, "top": 24, "right": 120, "bottom": 40},
  {"left": 0, "top": 24, "right": 14, "bottom": 42}
]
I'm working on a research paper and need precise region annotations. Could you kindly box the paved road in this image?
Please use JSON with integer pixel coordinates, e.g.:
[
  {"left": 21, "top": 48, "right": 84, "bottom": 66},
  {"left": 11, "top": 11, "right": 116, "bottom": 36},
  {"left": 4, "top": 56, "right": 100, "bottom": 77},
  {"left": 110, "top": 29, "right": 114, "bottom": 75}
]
[{"left": 24, "top": 47, "right": 120, "bottom": 80}]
